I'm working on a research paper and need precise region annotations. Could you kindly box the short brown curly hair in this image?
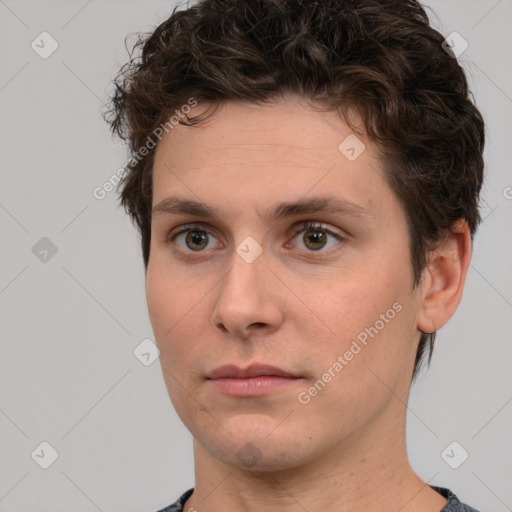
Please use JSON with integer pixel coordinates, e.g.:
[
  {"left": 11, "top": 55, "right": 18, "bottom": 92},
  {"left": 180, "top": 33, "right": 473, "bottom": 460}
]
[{"left": 104, "top": 0, "right": 485, "bottom": 379}]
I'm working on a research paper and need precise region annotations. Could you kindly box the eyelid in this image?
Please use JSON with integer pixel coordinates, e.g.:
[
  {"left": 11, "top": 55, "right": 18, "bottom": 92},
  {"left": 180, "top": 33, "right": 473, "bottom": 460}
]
[
  {"left": 167, "top": 220, "right": 346, "bottom": 254},
  {"left": 291, "top": 221, "right": 343, "bottom": 239},
  {"left": 285, "top": 221, "right": 345, "bottom": 256},
  {"left": 168, "top": 221, "right": 342, "bottom": 240},
  {"left": 167, "top": 222, "right": 222, "bottom": 244},
  {"left": 168, "top": 222, "right": 212, "bottom": 239}
]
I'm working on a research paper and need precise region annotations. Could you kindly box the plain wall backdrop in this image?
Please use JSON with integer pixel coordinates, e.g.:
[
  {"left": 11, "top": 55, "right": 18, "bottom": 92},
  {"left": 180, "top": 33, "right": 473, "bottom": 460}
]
[{"left": 0, "top": 0, "right": 511, "bottom": 511}]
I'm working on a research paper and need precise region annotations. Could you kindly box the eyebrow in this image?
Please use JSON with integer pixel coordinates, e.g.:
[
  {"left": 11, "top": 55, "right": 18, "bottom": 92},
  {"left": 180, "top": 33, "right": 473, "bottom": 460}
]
[{"left": 151, "top": 196, "right": 371, "bottom": 221}]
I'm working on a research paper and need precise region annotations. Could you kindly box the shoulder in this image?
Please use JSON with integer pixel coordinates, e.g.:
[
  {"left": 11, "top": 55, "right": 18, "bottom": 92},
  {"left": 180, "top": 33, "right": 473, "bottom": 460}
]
[
  {"left": 432, "top": 486, "right": 481, "bottom": 512},
  {"left": 155, "top": 488, "right": 194, "bottom": 512}
]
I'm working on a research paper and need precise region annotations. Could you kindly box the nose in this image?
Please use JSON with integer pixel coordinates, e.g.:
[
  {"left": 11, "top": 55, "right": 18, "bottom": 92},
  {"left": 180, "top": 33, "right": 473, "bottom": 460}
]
[{"left": 211, "top": 244, "right": 284, "bottom": 339}]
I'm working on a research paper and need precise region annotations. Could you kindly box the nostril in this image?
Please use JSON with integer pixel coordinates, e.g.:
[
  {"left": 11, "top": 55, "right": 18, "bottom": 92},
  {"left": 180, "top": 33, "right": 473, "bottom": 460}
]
[{"left": 215, "top": 322, "right": 229, "bottom": 333}]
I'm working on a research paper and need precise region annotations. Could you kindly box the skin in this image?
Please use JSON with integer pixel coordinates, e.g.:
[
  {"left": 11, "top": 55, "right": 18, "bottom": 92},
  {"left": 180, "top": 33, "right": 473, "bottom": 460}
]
[{"left": 146, "top": 96, "right": 471, "bottom": 512}]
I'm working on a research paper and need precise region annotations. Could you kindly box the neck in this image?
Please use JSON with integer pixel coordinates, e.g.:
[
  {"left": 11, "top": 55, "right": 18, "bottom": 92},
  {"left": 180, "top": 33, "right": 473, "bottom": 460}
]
[{"left": 183, "top": 412, "right": 446, "bottom": 512}]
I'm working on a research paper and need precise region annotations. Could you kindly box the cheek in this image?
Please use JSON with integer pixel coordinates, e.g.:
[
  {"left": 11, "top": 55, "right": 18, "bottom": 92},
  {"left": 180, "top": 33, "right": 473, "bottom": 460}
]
[
  {"left": 146, "top": 261, "right": 192, "bottom": 356},
  {"left": 145, "top": 266, "right": 207, "bottom": 414},
  {"left": 299, "top": 261, "right": 415, "bottom": 388},
  {"left": 146, "top": 260, "right": 216, "bottom": 370},
  {"left": 146, "top": 262, "right": 173, "bottom": 340},
  {"left": 145, "top": 246, "right": 233, "bottom": 432},
  {"left": 307, "top": 270, "right": 402, "bottom": 340},
  {"left": 298, "top": 298, "right": 414, "bottom": 434},
  {"left": 146, "top": 250, "right": 196, "bottom": 332}
]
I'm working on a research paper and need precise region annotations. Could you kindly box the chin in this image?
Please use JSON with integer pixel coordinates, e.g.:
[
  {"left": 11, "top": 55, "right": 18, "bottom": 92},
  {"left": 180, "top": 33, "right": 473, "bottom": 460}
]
[
  {"left": 194, "top": 419, "right": 319, "bottom": 472},
  {"left": 214, "top": 441, "right": 311, "bottom": 473}
]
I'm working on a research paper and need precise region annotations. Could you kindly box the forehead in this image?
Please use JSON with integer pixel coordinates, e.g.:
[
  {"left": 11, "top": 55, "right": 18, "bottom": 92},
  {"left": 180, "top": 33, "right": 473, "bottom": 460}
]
[
  {"left": 156, "top": 98, "right": 370, "bottom": 164},
  {"left": 151, "top": 98, "right": 390, "bottom": 215}
]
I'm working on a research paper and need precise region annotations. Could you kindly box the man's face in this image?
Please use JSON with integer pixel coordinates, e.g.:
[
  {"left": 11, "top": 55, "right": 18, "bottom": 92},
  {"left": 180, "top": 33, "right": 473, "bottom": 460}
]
[{"left": 147, "top": 97, "right": 423, "bottom": 471}]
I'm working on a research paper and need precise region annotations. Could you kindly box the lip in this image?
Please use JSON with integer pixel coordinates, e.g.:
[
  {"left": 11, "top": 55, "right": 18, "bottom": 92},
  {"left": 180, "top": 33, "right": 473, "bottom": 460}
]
[
  {"left": 207, "top": 364, "right": 298, "bottom": 379},
  {"left": 206, "top": 364, "right": 301, "bottom": 397}
]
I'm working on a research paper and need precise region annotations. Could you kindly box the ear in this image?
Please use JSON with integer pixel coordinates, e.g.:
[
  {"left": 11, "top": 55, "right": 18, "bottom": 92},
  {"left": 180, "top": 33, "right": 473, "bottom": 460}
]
[{"left": 417, "top": 220, "right": 472, "bottom": 334}]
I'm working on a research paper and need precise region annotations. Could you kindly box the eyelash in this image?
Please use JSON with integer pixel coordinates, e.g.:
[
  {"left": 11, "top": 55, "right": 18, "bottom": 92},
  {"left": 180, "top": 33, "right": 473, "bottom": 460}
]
[
  {"left": 291, "top": 221, "right": 344, "bottom": 253},
  {"left": 167, "top": 221, "right": 344, "bottom": 257}
]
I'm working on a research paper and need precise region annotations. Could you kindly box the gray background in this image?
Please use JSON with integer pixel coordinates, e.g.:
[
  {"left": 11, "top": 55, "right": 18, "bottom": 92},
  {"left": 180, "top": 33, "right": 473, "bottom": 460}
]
[{"left": 0, "top": 0, "right": 511, "bottom": 510}]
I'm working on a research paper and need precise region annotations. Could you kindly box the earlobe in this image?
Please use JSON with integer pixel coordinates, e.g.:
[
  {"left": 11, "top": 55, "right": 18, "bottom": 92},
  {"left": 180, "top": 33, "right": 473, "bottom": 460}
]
[{"left": 417, "top": 220, "right": 472, "bottom": 335}]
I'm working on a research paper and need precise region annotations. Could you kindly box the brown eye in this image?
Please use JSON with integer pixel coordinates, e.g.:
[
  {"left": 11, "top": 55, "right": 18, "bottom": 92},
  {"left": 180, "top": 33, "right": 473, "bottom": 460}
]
[
  {"left": 169, "top": 223, "right": 221, "bottom": 253},
  {"left": 290, "top": 221, "right": 343, "bottom": 254},
  {"left": 302, "top": 229, "right": 328, "bottom": 250},
  {"left": 185, "top": 230, "right": 209, "bottom": 251}
]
